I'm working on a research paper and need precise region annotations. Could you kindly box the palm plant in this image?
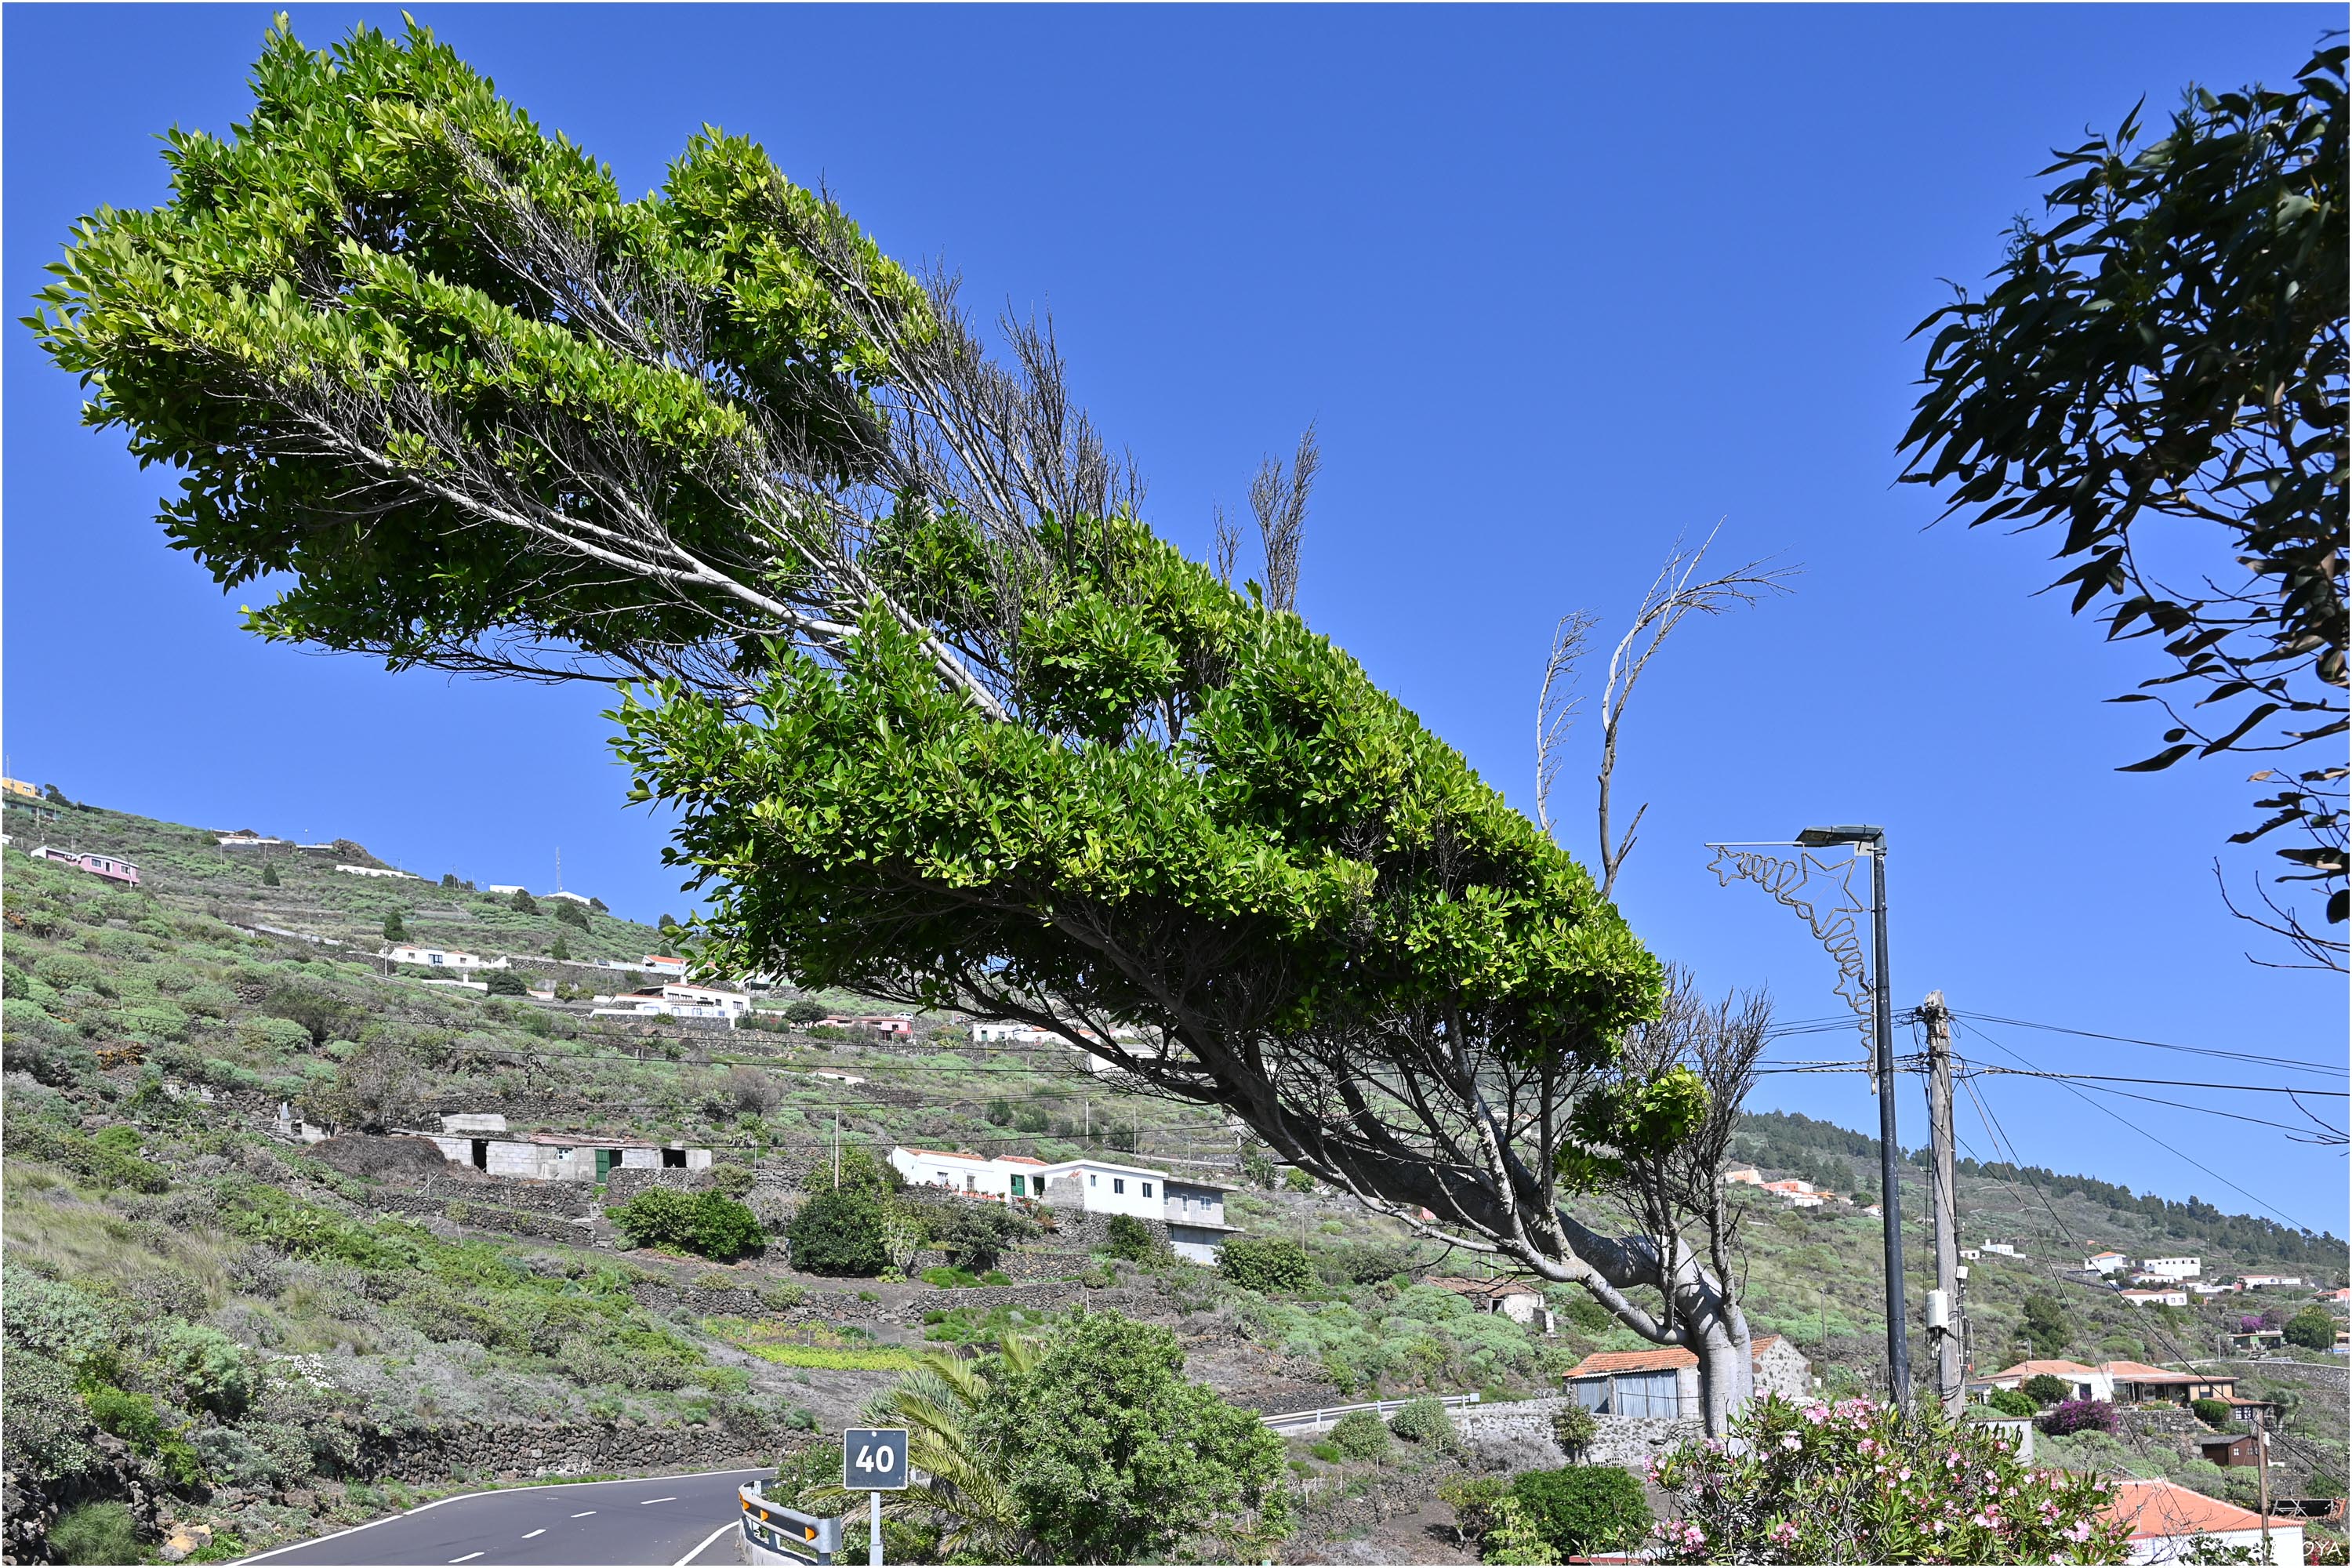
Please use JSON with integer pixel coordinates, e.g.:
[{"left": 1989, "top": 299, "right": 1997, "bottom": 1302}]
[{"left": 806, "top": 1333, "right": 1040, "bottom": 1563}]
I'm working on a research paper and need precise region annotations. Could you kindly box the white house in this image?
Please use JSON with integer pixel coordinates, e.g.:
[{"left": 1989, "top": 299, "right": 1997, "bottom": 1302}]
[
  {"left": 384, "top": 945, "right": 508, "bottom": 971},
  {"left": 2085, "top": 1250, "right": 2128, "bottom": 1274},
  {"left": 1428, "top": 1277, "right": 1557, "bottom": 1334},
  {"left": 543, "top": 889, "right": 596, "bottom": 908},
  {"left": 2122, "top": 1287, "right": 2191, "bottom": 1308},
  {"left": 2140, "top": 1256, "right": 2202, "bottom": 1281},
  {"left": 971, "top": 1022, "right": 1060, "bottom": 1045},
  {"left": 886, "top": 1147, "right": 1239, "bottom": 1263},
  {"left": 591, "top": 983, "right": 751, "bottom": 1024},
  {"left": 1980, "top": 1240, "right": 2019, "bottom": 1258},
  {"left": 822, "top": 1014, "right": 914, "bottom": 1036},
  {"left": 2102, "top": 1479, "right": 2303, "bottom": 1566},
  {"left": 336, "top": 864, "right": 420, "bottom": 880},
  {"left": 419, "top": 1116, "right": 712, "bottom": 1181},
  {"left": 1980, "top": 1359, "right": 2111, "bottom": 1402},
  {"left": 486, "top": 884, "right": 527, "bottom": 895},
  {"left": 641, "top": 955, "right": 688, "bottom": 976},
  {"left": 2237, "top": 1274, "right": 2303, "bottom": 1290},
  {"left": 216, "top": 834, "right": 286, "bottom": 847},
  {"left": 1722, "top": 1166, "right": 1765, "bottom": 1186}
]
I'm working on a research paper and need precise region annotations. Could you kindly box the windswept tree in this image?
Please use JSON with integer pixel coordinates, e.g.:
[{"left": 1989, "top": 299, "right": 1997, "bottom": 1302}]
[
  {"left": 1901, "top": 45, "right": 2347, "bottom": 967},
  {"left": 34, "top": 20, "right": 1764, "bottom": 1427}
]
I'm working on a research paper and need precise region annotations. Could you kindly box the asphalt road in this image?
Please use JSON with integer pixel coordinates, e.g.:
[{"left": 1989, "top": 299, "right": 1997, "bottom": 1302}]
[{"left": 239, "top": 1468, "right": 766, "bottom": 1566}]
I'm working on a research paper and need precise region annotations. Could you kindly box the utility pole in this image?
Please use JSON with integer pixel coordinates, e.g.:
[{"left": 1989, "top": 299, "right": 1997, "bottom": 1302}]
[
  {"left": 833, "top": 1112, "right": 841, "bottom": 1191},
  {"left": 1794, "top": 825, "right": 1909, "bottom": 1407},
  {"left": 1922, "top": 991, "right": 1963, "bottom": 1414},
  {"left": 1867, "top": 837, "right": 1910, "bottom": 1408},
  {"left": 2256, "top": 1420, "right": 2272, "bottom": 1563}
]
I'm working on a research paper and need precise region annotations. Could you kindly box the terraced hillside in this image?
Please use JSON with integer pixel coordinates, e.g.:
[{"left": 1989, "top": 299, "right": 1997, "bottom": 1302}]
[{"left": 3, "top": 793, "right": 2343, "bottom": 1563}]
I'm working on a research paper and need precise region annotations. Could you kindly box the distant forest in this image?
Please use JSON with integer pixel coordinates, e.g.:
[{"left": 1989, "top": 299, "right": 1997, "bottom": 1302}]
[{"left": 1731, "top": 1109, "right": 2347, "bottom": 1275}]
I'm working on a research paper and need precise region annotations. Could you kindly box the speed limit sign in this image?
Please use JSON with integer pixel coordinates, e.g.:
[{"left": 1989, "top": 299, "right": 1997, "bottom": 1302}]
[{"left": 842, "top": 1427, "right": 908, "bottom": 1490}]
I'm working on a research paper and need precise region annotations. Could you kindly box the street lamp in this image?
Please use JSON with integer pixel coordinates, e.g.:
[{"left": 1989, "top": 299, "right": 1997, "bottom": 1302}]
[{"left": 1796, "top": 824, "right": 1909, "bottom": 1409}]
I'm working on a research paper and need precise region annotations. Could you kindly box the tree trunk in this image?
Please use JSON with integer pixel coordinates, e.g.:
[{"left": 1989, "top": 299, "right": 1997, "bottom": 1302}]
[{"left": 1553, "top": 1212, "right": 1751, "bottom": 1436}]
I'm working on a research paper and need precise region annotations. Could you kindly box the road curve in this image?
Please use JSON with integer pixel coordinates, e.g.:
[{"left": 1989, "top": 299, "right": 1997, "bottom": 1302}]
[{"left": 237, "top": 1467, "right": 766, "bottom": 1567}]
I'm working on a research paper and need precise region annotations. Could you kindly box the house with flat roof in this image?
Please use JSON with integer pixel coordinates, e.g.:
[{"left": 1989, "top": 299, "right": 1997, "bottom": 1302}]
[
  {"left": 592, "top": 983, "right": 751, "bottom": 1023},
  {"left": 887, "top": 1146, "right": 1239, "bottom": 1262},
  {"left": 384, "top": 944, "right": 507, "bottom": 971},
  {"left": 2122, "top": 1287, "right": 2191, "bottom": 1308},
  {"left": 418, "top": 1115, "right": 712, "bottom": 1181}
]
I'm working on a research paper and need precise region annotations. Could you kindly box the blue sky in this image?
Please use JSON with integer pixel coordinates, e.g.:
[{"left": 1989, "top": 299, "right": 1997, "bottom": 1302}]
[{"left": 5, "top": 5, "right": 2343, "bottom": 1237}]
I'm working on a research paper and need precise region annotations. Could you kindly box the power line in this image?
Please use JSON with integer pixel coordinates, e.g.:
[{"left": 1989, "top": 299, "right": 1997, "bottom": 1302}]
[
  {"left": 1955, "top": 1018, "right": 2321, "bottom": 1236},
  {"left": 1950, "top": 1011, "right": 2344, "bottom": 1079},
  {"left": 1962, "top": 1069, "right": 2347, "bottom": 1099}
]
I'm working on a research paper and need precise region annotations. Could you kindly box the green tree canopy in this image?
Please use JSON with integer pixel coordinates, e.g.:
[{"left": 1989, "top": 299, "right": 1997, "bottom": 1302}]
[
  {"left": 27, "top": 17, "right": 1768, "bottom": 1428},
  {"left": 969, "top": 1313, "right": 1287, "bottom": 1562},
  {"left": 1900, "top": 45, "right": 2347, "bottom": 961}
]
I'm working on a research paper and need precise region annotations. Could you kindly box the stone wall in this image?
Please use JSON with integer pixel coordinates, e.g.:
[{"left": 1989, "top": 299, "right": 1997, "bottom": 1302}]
[
  {"left": 1452, "top": 1397, "right": 1697, "bottom": 1470},
  {"left": 604, "top": 1167, "right": 700, "bottom": 1203},
  {"left": 363, "top": 1189, "right": 600, "bottom": 1247},
  {"left": 345, "top": 1414, "right": 792, "bottom": 1485}
]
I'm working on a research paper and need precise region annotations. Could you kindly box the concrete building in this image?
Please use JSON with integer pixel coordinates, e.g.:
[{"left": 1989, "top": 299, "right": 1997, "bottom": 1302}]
[
  {"left": 2139, "top": 1255, "right": 2203, "bottom": 1281},
  {"left": 2122, "top": 1287, "right": 2191, "bottom": 1308},
  {"left": 1562, "top": 1335, "right": 1811, "bottom": 1417},
  {"left": 419, "top": 1115, "right": 712, "bottom": 1181},
  {"left": 2085, "top": 1250, "right": 2129, "bottom": 1274},
  {"left": 384, "top": 944, "right": 507, "bottom": 970},
  {"left": 335, "top": 863, "right": 420, "bottom": 880},
  {"left": 592, "top": 983, "right": 752, "bottom": 1023},
  {"left": 29, "top": 846, "right": 140, "bottom": 885},
  {"left": 887, "top": 1146, "right": 1239, "bottom": 1263},
  {"left": 1722, "top": 1166, "right": 1764, "bottom": 1186},
  {"left": 2102, "top": 1479, "right": 2303, "bottom": 1566}
]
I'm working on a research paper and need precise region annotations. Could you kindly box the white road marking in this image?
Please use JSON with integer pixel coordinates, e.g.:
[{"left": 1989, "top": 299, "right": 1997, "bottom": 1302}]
[
  {"left": 227, "top": 1469, "right": 763, "bottom": 1564},
  {"left": 673, "top": 1520, "right": 737, "bottom": 1566},
  {"left": 638, "top": 1496, "right": 678, "bottom": 1504},
  {"left": 449, "top": 1555, "right": 484, "bottom": 1564},
  {"left": 521, "top": 1529, "right": 546, "bottom": 1539}
]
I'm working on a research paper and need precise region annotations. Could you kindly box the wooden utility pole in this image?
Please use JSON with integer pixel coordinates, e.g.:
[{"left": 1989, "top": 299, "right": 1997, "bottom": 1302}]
[
  {"left": 2256, "top": 1420, "right": 2272, "bottom": 1562},
  {"left": 1922, "top": 991, "right": 1964, "bottom": 1414}
]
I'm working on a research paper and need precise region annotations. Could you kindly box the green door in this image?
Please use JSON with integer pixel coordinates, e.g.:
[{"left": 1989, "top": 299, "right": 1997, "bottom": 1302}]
[
  {"left": 595, "top": 1149, "right": 615, "bottom": 1181},
  {"left": 1011, "top": 1174, "right": 1025, "bottom": 1197}
]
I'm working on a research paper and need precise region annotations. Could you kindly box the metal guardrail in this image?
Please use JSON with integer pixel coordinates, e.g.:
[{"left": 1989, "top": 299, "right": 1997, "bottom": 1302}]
[
  {"left": 1259, "top": 1391, "right": 1481, "bottom": 1435},
  {"left": 739, "top": 1485, "right": 844, "bottom": 1566}
]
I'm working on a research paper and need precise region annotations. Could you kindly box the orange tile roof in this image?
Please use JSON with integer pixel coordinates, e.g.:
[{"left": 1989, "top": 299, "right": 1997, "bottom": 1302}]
[
  {"left": 1988, "top": 1359, "right": 2097, "bottom": 1380},
  {"left": 997, "top": 1155, "right": 1049, "bottom": 1167},
  {"left": 901, "top": 1146, "right": 987, "bottom": 1162},
  {"left": 2103, "top": 1479, "right": 2292, "bottom": 1541},
  {"left": 1565, "top": 1335, "right": 1791, "bottom": 1380},
  {"left": 2099, "top": 1359, "right": 2203, "bottom": 1381}
]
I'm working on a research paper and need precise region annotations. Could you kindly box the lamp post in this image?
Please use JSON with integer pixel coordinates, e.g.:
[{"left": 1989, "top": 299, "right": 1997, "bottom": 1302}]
[{"left": 1795, "top": 824, "right": 1908, "bottom": 1408}]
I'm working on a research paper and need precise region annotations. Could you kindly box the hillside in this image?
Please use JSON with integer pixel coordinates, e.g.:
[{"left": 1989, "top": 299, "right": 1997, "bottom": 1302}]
[{"left": 2, "top": 793, "right": 2344, "bottom": 1563}]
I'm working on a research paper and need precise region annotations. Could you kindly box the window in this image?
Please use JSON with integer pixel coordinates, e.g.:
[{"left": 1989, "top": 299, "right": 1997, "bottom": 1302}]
[
  {"left": 1142, "top": 1182, "right": 1153, "bottom": 1198},
  {"left": 430, "top": 953, "right": 444, "bottom": 965},
  {"left": 1112, "top": 1178, "right": 1125, "bottom": 1195},
  {"left": 1089, "top": 1174, "right": 1097, "bottom": 1187}
]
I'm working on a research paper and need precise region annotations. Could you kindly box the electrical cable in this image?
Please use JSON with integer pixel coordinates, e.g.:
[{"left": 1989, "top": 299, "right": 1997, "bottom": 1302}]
[
  {"left": 1949, "top": 1011, "right": 2344, "bottom": 1078},
  {"left": 1960, "top": 1069, "right": 2347, "bottom": 1099},
  {"left": 1955, "top": 1019, "right": 2323, "bottom": 1236}
]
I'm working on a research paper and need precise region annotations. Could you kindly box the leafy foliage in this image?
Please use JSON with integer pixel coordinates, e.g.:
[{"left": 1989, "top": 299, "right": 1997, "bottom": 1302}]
[
  {"left": 2042, "top": 1399, "right": 2122, "bottom": 1437},
  {"left": 1988, "top": 1389, "right": 2040, "bottom": 1419},
  {"left": 1900, "top": 45, "right": 2349, "bottom": 947},
  {"left": 1219, "top": 1236, "right": 1314, "bottom": 1294},
  {"left": 968, "top": 1312, "right": 1288, "bottom": 1562},
  {"left": 1327, "top": 1408, "right": 1392, "bottom": 1462},
  {"left": 2191, "top": 1397, "right": 2234, "bottom": 1428},
  {"left": 1103, "top": 1214, "right": 1164, "bottom": 1265},
  {"left": 1439, "top": 1473, "right": 1512, "bottom": 1552},
  {"left": 2020, "top": 1294, "right": 2075, "bottom": 1359},
  {"left": 1650, "top": 1395, "right": 2130, "bottom": 1563},
  {"left": 49, "top": 1502, "right": 140, "bottom": 1567},
  {"left": 2285, "top": 1306, "right": 2338, "bottom": 1350},
  {"left": 2022, "top": 1373, "right": 2074, "bottom": 1407},
  {"left": 604, "top": 1189, "right": 765, "bottom": 1261},
  {"left": 1510, "top": 1466, "right": 1653, "bottom": 1559},
  {"left": 785, "top": 1188, "right": 888, "bottom": 1276},
  {"left": 1389, "top": 1395, "right": 1457, "bottom": 1447},
  {"left": 1549, "top": 1399, "right": 1599, "bottom": 1458}
]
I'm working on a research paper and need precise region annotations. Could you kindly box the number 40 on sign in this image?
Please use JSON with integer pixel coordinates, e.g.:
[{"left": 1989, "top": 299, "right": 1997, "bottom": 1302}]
[{"left": 843, "top": 1428, "right": 907, "bottom": 1490}]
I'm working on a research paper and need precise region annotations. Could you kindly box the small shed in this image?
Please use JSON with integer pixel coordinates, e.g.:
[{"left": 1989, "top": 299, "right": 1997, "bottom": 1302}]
[{"left": 2198, "top": 1435, "right": 2261, "bottom": 1469}]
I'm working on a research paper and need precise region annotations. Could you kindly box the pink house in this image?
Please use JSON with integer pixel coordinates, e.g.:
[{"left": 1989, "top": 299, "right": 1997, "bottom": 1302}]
[{"left": 30, "top": 845, "right": 139, "bottom": 886}]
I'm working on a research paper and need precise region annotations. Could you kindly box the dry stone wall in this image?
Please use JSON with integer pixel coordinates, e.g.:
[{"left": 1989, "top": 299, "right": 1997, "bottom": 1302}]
[{"left": 1452, "top": 1397, "right": 1697, "bottom": 1470}]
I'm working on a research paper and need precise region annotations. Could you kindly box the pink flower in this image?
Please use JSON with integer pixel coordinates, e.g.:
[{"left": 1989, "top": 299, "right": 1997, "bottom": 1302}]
[
  {"left": 1780, "top": 1433, "right": 1802, "bottom": 1451},
  {"left": 1899, "top": 1467, "right": 1912, "bottom": 1482},
  {"left": 1769, "top": 1520, "right": 1799, "bottom": 1546},
  {"left": 2065, "top": 1519, "right": 2094, "bottom": 1543},
  {"left": 1802, "top": 1403, "right": 1830, "bottom": 1425}
]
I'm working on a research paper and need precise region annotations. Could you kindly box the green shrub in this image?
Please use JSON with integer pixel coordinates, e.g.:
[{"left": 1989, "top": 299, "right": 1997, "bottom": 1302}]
[
  {"left": 2, "top": 1357, "right": 96, "bottom": 1484},
  {"left": 482, "top": 968, "right": 527, "bottom": 995},
  {"left": 2190, "top": 1397, "right": 2234, "bottom": 1428},
  {"left": 1548, "top": 1399, "right": 1598, "bottom": 1459},
  {"left": 2284, "top": 1308, "right": 2336, "bottom": 1351},
  {"left": 32, "top": 953, "right": 111, "bottom": 996},
  {"left": 1439, "top": 1473, "right": 1510, "bottom": 1551},
  {"left": 1508, "top": 1466, "right": 1651, "bottom": 1558},
  {"left": 1987, "top": 1388, "right": 2040, "bottom": 1418},
  {"left": 1282, "top": 1168, "right": 1316, "bottom": 1192},
  {"left": 1104, "top": 1214, "right": 1163, "bottom": 1264},
  {"left": 786, "top": 1188, "right": 888, "bottom": 1276},
  {"left": 2021, "top": 1373, "right": 2074, "bottom": 1406},
  {"left": 1328, "top": 1408, "right": 1392, "bottom": 1463},
  {"left": 49, "top": 1502, "right": 140, "bottom": 1566},
  {"left": 1218, "top": 1236, "right": 1313, "bottom": 1293},
  {"left": 1390, "top": 1396, "right": 1456, "bottom": 1446},
  {"left": 1481, "top": 1494, "right": 1560, "bottom": 1566},
  {"left": 82, "top": 1386, "right": 203, "bottom": 1486},
  {"left": 1308, "top": 1440, "right": 1343, "bottom": 1462},
  {"left": 260, "top": 860, "right": 280, "bottom": 887},
  {"left": 554, "top": 900, "right": 590, "bottom": 930},
  {"left": 921, "top": 1265, "right": 982, "bottom": 1288},
  {"left": 606, "top": 1189, "right": 765, "bottom": 1261},
  {"left": 160, "top": 1323, "right": 256, "bottom": 1417},
  {"left": 509, "top": 888, "right": 538, "bottom": 913}
]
